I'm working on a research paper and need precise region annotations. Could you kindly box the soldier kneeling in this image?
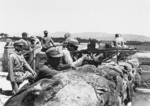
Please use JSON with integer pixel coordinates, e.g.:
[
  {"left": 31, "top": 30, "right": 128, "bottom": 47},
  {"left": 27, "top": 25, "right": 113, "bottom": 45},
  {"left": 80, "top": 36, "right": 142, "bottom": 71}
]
[{"left": 7, "top": 41, "right": 37, "bottom": 94}]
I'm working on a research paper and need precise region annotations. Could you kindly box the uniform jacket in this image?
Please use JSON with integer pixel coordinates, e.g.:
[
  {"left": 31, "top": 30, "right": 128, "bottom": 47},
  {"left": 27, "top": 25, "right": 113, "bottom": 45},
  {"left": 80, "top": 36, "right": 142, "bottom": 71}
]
[{"left": 8, "top": 51, "right": 32, "bottom": 82}]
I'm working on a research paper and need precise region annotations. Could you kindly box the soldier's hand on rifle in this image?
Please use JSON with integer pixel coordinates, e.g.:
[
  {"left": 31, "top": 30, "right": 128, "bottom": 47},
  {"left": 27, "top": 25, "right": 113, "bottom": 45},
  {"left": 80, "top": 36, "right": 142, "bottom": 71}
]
[
  {"left": 70, "top": 64, "right": 77, "bottom": 70},
  {"left": 82, "top": 54, "right": 91, "bottom": 61},
  {"left": 92, "top": 54, "right": 103, "bottom": 62}
]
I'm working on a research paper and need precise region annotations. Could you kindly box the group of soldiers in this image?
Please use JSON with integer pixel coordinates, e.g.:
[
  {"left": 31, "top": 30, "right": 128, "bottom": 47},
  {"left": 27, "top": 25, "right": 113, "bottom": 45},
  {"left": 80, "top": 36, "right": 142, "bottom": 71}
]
[{"left": 5, "top": 31, "right": 128, "bottom": 94}]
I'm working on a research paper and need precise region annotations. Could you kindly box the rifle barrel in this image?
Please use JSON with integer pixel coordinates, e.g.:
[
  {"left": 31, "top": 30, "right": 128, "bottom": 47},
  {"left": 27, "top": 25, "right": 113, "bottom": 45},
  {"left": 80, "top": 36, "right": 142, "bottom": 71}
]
[{"left": 71, "top": 49, "right": 138, "bottom": 53}]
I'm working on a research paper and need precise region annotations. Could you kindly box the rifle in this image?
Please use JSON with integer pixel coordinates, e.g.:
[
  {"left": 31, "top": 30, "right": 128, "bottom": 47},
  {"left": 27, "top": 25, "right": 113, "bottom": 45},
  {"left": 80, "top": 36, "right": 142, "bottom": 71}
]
[
  {"left": 71, "top": 48, "right": 138, "bottom": 54},
  {"left": 71, "top": 48, "right": 139, "bottom": 64}
]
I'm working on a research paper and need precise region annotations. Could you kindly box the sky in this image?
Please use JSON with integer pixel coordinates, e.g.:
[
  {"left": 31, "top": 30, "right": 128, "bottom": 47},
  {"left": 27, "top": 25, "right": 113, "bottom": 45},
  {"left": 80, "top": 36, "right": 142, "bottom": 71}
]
[{"left": 0, "top": 0, "right": 150, "bottom": 37}]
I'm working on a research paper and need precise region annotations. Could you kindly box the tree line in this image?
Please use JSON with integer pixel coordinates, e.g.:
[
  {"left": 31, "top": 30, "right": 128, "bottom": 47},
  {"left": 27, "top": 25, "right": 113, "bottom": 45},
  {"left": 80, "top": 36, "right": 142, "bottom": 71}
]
[{"left": 0, "top": 34, "right": 150, "bottom": 45}]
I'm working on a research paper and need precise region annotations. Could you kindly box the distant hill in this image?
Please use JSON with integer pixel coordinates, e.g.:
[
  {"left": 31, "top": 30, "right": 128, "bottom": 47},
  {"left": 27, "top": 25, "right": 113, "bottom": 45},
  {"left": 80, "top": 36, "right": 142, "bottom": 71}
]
[
  {"left": 8, "top": 32, "right": 150, "bottom": 42},
  {"left": 72, "top": 32, "right": 150, "bottom": 42}
]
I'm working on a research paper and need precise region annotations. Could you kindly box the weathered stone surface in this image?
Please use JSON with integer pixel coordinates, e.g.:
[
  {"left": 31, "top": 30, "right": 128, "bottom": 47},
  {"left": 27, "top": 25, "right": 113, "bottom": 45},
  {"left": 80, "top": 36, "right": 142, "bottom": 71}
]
[
  {"left": 5, "top": 67, "right": 110, "bottom": 106},
  {"left": 4, "top": 55, "right": 142, "bottom": 106},
  {"left": 128, "top": 54, "right": 150, "bottom": 89}
]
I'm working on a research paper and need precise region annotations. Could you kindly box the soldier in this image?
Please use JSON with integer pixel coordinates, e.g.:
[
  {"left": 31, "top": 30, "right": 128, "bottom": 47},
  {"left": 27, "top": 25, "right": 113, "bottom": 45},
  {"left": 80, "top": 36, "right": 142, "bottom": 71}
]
[
  {"left": 41, "top": 30, "right": 56, "bottom": 52},
  {"left": 35, "top": 47, "right": 75, "bottom": 81},
  {"left": 61, "top": 38, "right": 90, "bottom": 67},
  {"left": 113, "top": 34, "right": 128, "bottom": 48},
  {"left": 64, "top": 33, "right": 71, "bottom": 40},
  {"left": 29, "top": 36, "right": 42, "bottom": 70},
  {"left": 7, "top": 41, "right": 37, "bottom": 94},
  {"left": 19, "top": 32, "right": 32, "bottom": 62},
  {"left": 62, "top": 33, "right": 71, "bottom": 48},
  {"left": 30, "top": 36, "right": 42, "bottom": 49}
]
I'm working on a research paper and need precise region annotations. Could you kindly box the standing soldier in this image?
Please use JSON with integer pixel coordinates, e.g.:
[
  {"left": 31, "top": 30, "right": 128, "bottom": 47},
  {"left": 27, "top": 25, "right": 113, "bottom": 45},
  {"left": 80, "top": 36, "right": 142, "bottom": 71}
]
[
  {"left": 7, "top": 41, "right": 36, "bottom": 94},
  {"left": 19, "top": 32, "right": 32, "bottom": 62},
  {"left": 41, "top": 30, "right": 56, "bottom": 52}
]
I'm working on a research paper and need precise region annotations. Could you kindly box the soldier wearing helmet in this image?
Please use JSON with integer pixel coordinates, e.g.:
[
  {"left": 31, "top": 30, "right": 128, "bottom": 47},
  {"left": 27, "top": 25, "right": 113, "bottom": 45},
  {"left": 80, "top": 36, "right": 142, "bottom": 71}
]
[{"left": 61, "top": 38, "right": 90, "bottom": 68}]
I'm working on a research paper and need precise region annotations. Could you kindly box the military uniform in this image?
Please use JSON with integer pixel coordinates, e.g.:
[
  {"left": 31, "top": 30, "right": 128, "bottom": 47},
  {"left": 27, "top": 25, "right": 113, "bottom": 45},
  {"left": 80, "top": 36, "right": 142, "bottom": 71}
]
[
  {"left": 35, "top": 47, "right": 72, "bottom": 81},
  {"left": 61, "top": 47, "right": 86, "bottom": 67},
  {"left": 7, "top": 51, "right": 33, "bottom": 83},
  {"left": 61, "top": 38, "right": 89, "bottom": 67},
  {"left": 19, "top": 38, "right": 31, "bottom": 62},
  {"left": 7, "top": 41, "right": 36, "bottom": 94}
]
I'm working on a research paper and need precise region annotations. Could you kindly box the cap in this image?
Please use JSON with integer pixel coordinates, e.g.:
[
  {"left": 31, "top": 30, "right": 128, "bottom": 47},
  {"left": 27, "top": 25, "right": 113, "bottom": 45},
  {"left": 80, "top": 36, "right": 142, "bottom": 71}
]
[
  {"left": 44, "top": 30, "right": 48, "bottom": 34},
  {"left": 68, "top": 39, "right": 79, "bottom": 46},
  {"left": 22, "top": 32, "right": 28, "bottom": 36},
  {"left": 46, "top": 47, "right": 63, "bottom": 57},
  {"left": 13, "top": 41, "right": 24, "bottom": 46}
]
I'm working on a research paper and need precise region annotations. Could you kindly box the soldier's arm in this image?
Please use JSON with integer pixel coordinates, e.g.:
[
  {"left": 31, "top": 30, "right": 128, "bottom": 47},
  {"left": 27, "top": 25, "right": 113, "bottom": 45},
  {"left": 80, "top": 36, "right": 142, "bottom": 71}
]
[
  {"left": 8, "top": 55, "right": 15, "bottom": 82},
  {"left": 61, "top": 49, "right": 73, "bottom": 65},
  {"left": 22, "top": 56, "right": 35, "bottom": 75},
  {"left": 41, "top": 38, "right": 46, "bottom": 48},
  {"left": 49, "top": 37, "right": 56, "bottom": 47},
  {"left": 57, "top": 58, "right": 74, "bottom": 70},
  {"left": 58, "top": 64, "right": 72, "bottom": 70}
]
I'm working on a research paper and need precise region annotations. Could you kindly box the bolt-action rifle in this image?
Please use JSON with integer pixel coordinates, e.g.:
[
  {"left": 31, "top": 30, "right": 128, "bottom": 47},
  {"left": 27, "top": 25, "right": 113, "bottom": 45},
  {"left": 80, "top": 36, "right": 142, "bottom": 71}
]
[
  {"left": 71, "top": 48, "right": 139, "bottom": 64},
  {"left": 71, "top": 48, "right": 138, "bottom": 54}
]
